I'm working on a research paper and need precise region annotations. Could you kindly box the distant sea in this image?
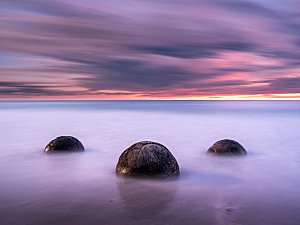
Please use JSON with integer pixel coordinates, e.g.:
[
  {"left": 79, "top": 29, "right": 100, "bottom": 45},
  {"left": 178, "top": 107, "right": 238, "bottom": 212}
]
[{"left": 0, "top": 100, "right": 300, "bottom": 225}]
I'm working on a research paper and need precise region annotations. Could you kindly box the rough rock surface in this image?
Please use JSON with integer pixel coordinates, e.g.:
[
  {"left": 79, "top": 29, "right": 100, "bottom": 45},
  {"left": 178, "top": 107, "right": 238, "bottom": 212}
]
[
  {"left": 207, "top": 139, "right": 247, "bottom": 155},
  {"left": 44, "top": 136, "right": 84, "bottom": 152},
  {"left": 116, "top": 141, "right": 179, "bottom": 178}
]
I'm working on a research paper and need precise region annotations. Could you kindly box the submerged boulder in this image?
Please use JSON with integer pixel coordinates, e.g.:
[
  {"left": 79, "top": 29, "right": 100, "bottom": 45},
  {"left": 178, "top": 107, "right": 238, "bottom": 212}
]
[
  {"left": 116, "top": 141, "right": 179, "bottom": 178},
  {"left": 44, "top": 136, "right": 84, "bottom": 153},
  {"left": 207, "top": 139, "right": 246, "bottom": 155}
]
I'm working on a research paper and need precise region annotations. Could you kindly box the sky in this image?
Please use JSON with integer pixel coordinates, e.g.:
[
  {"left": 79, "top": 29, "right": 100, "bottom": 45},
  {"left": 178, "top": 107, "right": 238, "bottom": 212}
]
[{"left": 0, "top": 0, "right": 300, "bottom": 100}]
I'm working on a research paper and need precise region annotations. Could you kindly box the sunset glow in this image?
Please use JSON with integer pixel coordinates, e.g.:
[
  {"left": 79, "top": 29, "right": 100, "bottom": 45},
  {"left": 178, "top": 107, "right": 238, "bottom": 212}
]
[{"left": 1, "top": 0, "right": 300, "bottom": 100}]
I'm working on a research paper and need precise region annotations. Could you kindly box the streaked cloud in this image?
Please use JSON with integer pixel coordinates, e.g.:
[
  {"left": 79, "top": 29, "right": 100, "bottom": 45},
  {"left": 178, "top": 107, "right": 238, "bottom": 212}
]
[{"left": 0, "top": 0, "right": 299, "bottom": 99}]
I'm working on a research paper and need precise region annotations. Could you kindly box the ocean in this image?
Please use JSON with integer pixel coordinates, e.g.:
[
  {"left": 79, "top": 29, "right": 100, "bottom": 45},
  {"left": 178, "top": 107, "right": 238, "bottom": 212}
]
[{"left": 0, "top": 100, "right": 299, "bottom": 225}]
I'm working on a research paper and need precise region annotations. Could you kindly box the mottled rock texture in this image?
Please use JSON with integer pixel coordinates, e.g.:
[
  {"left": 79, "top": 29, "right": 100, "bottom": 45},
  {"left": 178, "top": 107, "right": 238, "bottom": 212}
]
[
  {"left": 207, "top": 139, "right": 246, "bottom": 155},
  {"left": 44, "top": 136, "right": 84, "bottom": 153},
  {"left": 116, "top": 141, "right": 179, "bottom": 178}
]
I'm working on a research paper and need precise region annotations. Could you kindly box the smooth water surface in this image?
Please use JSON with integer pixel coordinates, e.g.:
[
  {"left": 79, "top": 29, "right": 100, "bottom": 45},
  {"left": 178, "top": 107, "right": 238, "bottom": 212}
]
[{"left": 0, "top": 100, "right": 300, "bottom": 225}]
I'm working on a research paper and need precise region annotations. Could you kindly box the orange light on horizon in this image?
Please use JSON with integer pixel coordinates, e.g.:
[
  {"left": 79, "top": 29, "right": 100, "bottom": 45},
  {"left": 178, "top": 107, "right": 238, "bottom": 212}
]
[{"left": 1, "top": 93, "right": 300, "bottom": 100}]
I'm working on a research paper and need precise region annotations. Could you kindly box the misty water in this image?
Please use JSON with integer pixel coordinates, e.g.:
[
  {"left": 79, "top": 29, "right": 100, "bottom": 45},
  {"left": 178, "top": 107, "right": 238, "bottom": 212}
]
[{"left": 0, "top": 100, "right": 300, "bottom": 225}]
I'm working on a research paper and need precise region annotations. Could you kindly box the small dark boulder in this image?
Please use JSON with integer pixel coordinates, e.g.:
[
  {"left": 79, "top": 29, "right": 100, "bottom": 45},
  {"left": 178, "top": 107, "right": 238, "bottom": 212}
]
[
  {"left": 44, "top": 136, "right": 84, "bottom": 153},
  {"left": 116, "top": 141, "right": 179, "bottom": 178},
  {"left": 207, "top": 139, "right": 246, "bottom": 155}
]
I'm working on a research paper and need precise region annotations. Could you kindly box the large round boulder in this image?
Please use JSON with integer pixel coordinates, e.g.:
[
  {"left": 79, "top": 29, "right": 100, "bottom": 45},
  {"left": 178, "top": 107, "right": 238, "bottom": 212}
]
[
  {"left": 116, "top": 141, "right": 179, "bottom": 178},
  {"left": 207, "top": 139, "right": 246, "bottom": 155},
  {"left": 44, "top": 136, "right": 84, "bottom": 153}
]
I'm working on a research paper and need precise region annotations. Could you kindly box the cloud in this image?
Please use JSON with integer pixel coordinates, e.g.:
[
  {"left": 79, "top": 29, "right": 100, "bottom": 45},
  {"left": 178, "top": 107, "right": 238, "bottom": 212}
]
[
  {"left": 132, "top": 42, "right": 255, "bottom": 59},
  {"left": 0, "top": 81, "right": 144, "bottom": 97},
  {"left": 218, "top": 0, "right": 280, "bottom": 18},
  {"left": 0, "top": 81, "right": 75, "bottom": 96},
  {"left": 0, "top": 0, "right": 299, "bottom": 99},
  {"left": 269, "top": 77, "right": 300, "bottom": 93},
  {"left": 75, "top": 58, "right": 215, "bottom": 91},
  {"left": 1, "top": 0, "right": 101, "bottom": 19}
]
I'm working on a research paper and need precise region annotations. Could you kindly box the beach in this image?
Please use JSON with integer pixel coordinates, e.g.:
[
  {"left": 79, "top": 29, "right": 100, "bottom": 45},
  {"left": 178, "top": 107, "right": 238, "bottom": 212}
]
[{"left": 0, "top": 100, "right": 300, "bottom": 225}]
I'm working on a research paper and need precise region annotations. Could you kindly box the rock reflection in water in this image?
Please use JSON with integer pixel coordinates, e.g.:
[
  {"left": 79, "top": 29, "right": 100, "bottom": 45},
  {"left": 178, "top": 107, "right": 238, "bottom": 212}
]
[{"left": 117, "top": 177, "right": 178, "bottom": 220}]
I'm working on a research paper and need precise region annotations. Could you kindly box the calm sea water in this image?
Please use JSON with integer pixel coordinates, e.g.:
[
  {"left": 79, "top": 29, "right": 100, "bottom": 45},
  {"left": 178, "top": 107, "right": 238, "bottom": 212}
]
[{"left": 0, "top": 100, "right": 300, "bottom": 225}]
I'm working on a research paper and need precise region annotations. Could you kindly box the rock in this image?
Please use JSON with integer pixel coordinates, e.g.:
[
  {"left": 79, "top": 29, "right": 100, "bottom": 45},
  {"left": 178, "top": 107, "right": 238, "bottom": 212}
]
[
  {"left": 116, "top": 141, "right": 179, "bottom": 178},
  {"left": 44, "top": 136, "right": 84, "bottom": 153},
  {"left": 207, "top": 139, "right": 246, "bottom": 155},
  {"left": 224, "top": 207, "right": 235, "bottom": 213}
]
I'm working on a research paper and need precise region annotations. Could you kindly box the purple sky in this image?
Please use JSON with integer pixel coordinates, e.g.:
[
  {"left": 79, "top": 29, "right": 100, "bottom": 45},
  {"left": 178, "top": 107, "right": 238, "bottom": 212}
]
[{"left": 0, "top": 0, "right": 300, "bottom": 99}]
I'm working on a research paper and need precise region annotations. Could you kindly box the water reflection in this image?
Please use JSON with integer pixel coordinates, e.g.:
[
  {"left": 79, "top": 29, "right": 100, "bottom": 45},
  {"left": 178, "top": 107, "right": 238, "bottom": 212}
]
[
  {"left": 117, "top": 177, "right": 178, "bottom": 220},
  {"left": 180, "top": 169, "right": 242, "bottom": 184}
]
